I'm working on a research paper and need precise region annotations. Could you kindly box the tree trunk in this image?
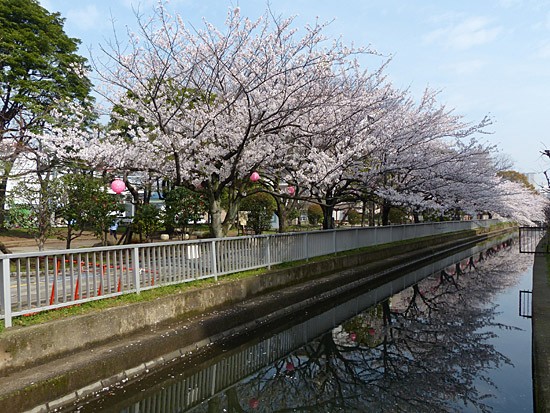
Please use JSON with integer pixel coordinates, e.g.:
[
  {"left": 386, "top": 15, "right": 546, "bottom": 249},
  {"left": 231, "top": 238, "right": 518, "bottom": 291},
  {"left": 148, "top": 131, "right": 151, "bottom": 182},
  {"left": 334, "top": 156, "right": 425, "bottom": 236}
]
[
  {"left": 382, "top": 299, "right": 392, "bottom": 325},
  {"left": 205, "top": 180, "right": 244, "bottom": 238},
  {"left": 226, "top": 387, "right": 245, "bottom": 412},
  {"left": 209, "top": 196, "right": 225, "bottom": 238},
  {"left": 37, "top": 220, "right": 47, "bottom": 251},
  {"left": 321, "top": 204, "right": 334, "bottom": 230},
  {"left": 0, "top": 163, "right": 13, "bottom": 229},
  {"left": 360, "top": 201, "right": 366, "bottom": 227},
  {"left": 276, "top": 201, "right": 287, "bottom": 233},
  {"left": 207, "top": 394, "right": 224, "bottom": 413},
  {"left": 102, "top": 228, "right": 110, "bottom": 246},
  {"left": 370, "top": 201, "right": 376, "bottom": 226},
  {"left": 66, "top": 225, "right": 73, "bottom": 249},
  {"left": 381, "top": 199, "right": 391, "bottom": 226},
  {"left": 222, "top": 197, "right": 240, "bottom": 237}
]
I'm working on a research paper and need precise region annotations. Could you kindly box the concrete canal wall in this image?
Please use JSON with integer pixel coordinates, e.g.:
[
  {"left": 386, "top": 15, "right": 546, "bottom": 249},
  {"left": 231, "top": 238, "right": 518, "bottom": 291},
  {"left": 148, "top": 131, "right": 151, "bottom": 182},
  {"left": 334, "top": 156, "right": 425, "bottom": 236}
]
[
  {"left": 0, "top": 226, "right": 515, "bottom": 412},
  {"left": 533, "top": 243, "right": 550, "bottom": 412}
]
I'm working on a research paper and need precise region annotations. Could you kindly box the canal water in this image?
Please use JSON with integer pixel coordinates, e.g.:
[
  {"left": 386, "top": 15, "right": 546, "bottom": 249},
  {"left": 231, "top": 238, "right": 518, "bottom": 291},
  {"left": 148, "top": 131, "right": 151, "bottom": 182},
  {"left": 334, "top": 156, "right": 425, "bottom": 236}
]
[{"left": 64, "top": 236, "right": 533, "bottom": 412}]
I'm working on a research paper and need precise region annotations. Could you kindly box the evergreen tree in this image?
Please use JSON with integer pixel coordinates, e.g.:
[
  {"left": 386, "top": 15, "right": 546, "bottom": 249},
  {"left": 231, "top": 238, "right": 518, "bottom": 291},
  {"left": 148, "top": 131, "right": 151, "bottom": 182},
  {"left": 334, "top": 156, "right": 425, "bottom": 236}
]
[{"left": 0, "top": 0, "right": 93, "bottom": 228}]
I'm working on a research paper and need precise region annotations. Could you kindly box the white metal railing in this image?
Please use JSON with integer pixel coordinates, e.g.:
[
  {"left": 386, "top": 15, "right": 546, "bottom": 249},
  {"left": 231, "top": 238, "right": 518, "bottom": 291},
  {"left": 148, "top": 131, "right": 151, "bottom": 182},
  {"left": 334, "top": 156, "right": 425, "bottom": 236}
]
[
  {"left": 76, "top": 236, "right": 504, "bottom": 412},
  {"left": 0, "top": 219, "right": 500, "bottom": 327},
  {"left": 519, "top": 226, "right": 548, "bottom": 253}
]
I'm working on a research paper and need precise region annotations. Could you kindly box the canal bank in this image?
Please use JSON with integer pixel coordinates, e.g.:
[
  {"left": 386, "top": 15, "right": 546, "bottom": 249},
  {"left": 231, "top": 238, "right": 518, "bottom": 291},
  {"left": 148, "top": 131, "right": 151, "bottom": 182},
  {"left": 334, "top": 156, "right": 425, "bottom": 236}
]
[
  {"left": 0, "top": 227, "right": 515, "bottom": 412},
  {"left": 532, "top": 243, "right": 550, "bottom": 412}
]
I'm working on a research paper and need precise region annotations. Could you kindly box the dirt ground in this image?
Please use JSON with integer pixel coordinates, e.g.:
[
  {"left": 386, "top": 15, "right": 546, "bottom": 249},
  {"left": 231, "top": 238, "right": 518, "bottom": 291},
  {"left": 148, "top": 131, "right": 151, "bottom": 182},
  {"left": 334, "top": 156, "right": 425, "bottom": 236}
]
[
  {"left": 0, "top": 229, "right": 206, "bottom": 254},
  {"left": 0, "top": 231, "right": 104, "bottom": 254}
]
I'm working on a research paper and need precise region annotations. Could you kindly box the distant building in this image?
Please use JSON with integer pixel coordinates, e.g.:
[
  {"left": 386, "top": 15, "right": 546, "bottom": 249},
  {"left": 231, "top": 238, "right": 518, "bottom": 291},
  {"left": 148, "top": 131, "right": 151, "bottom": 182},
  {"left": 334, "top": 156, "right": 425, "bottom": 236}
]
[{"left": 525, "top": 172, "right": 537, "bottom": 187}]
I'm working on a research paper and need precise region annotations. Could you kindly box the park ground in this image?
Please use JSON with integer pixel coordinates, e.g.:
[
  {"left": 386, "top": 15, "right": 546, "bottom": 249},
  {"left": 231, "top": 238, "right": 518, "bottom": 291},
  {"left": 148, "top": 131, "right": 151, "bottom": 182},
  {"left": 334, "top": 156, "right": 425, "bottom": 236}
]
[
  {"left": 0, "top": 227, "right": 209, "bottom": 254},
  {"left": 0, "top": 231, "right": 99, "bottom": 253}
]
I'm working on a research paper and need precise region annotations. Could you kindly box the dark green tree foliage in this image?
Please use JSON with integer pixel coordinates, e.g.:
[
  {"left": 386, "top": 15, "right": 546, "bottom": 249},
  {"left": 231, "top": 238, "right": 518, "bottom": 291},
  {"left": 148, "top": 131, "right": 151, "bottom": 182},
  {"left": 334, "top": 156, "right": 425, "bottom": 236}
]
[
  {"left": 0, "top": 0, "right": 92, "bottom": 227},
  {"left": 346, "top": 208, "right": 361, "bottom": 226},
  {"left": 497, "top": 170, "right": 536, "bottom": 192},
  {"left": 164, "top": 186, "right": 207, "bottom": 236},
  {"left": 240, "top": 192, "right": 276, "bottom": 235},
  {"left": 0, "top": 0, "right": 92, "bottom": 121},
  {"left": 133, "top": 204, "right": 163, "bottom": 242},
  {"left": 307, "top": 204, "right": 323, "bottom": 226},
  {"left": 85, "top": 192, "right": 124, "bottom": 247},
  {"left": 57, "top": 174, "right": 123, "bottom": 248}
]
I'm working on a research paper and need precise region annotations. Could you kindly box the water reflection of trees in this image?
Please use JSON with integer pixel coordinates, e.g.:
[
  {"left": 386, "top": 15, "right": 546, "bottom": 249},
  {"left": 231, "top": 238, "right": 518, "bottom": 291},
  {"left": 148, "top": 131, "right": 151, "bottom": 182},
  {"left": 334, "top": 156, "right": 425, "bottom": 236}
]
[{"left": 200, "top": 240, "right": 532, "bottom": 413}]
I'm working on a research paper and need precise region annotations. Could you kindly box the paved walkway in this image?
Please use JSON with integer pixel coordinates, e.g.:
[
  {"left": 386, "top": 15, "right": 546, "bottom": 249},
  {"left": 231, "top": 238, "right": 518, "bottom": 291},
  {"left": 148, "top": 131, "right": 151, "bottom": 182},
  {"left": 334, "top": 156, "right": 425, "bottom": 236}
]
[{"left": 533, "top": 247, "right": 550, "bottom": 412}]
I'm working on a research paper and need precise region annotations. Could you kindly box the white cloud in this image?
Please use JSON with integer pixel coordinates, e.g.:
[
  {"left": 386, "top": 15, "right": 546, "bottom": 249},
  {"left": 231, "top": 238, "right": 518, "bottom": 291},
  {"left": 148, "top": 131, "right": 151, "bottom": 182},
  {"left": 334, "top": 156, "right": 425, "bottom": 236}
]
[{"left": 424, "top": 16, "right": 501, "bottom": 50}]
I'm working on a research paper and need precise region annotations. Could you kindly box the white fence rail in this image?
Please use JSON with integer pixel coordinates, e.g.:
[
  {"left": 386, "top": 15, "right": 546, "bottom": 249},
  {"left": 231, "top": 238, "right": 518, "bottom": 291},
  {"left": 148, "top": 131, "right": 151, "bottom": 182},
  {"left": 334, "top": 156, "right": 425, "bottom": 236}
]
[{"left": 0, "top": 219, "right": 499, "bottom": 327}]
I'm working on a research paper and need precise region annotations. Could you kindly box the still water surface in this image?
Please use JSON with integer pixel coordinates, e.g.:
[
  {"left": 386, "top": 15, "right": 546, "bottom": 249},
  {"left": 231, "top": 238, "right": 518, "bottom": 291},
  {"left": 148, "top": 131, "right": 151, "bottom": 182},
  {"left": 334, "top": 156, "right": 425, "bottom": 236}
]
[{"left": 69, "top": 237, "right": 533, "bottom": 412}]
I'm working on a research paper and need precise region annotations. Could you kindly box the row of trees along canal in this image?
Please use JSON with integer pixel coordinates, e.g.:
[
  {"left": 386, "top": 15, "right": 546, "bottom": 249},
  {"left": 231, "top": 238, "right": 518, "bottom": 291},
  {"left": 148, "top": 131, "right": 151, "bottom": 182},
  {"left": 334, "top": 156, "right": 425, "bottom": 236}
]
[{"left": 0, "top": 0, "right": 547, "bottom": 250}]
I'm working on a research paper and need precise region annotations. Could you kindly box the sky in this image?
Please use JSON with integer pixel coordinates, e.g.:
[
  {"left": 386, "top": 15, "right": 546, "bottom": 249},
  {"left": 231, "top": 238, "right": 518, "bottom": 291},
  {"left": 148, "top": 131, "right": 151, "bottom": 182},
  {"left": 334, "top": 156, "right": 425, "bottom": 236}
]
[{"left": 39, "top": 0, "right": 550, "bottom": 187}]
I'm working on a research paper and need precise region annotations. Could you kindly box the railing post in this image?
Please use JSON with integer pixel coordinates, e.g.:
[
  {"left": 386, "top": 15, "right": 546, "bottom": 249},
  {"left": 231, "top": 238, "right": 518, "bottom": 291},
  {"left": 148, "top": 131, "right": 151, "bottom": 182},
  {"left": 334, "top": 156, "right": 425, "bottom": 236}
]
[
  {"left": 333, "top": 230, "right": 337, "bottom": 255},
  {"left": 132, "top": 247, "right": 141, "bottom": 294},
  {"left": 266, "top": 236, "right": 271, "bottom": 270},
  {"left": 211, "top": 240, "right": 218, "bottom": 281},
  {"left": 304, "top": 232, "right": 309, "bottom": 261},
  {"left": 1, "top": 257, "right": 12, "bottom": 328}
]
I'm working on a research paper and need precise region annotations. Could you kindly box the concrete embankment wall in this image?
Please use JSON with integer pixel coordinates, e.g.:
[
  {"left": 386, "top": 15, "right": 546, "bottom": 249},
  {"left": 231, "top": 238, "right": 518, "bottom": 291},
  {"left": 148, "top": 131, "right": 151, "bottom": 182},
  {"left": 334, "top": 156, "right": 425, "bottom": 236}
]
[
  {"left": 532, "top": 243, "right": 550, "bottom": 413},
  {"left": 0, "top": 226, "right": 515, "bottom": 412}
]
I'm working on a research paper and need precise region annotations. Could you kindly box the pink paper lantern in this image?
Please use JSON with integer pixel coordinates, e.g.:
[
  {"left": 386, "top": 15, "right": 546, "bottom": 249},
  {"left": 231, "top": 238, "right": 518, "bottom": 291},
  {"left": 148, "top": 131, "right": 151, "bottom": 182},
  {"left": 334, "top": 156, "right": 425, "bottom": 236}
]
[
  {"left": 287, "top": 186, "right": 295, "bottom": 195},
  {"left": 286, "top": 361, "right": 295, "bottom": 371},
  {"left": 248, "top": 398, "right": 259, "bottom": 409},
  {"left": 250, "top": 171, "right": 260, "bottom": 182},
  {"left": 349, "top": 332, "right": 357, "bottom": 341},
  {"left": 111, "top": 179, "right": 126, "bottom": 194}
]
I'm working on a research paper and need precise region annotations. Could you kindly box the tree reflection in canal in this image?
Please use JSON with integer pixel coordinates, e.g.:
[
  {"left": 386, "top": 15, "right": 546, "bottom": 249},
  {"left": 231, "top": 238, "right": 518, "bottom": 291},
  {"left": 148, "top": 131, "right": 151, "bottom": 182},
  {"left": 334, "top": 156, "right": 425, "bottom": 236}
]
[
  {"left": 207, "top": 240, "right": 531, "bottom": 413},
  {"left": 67, "top": 238, "right": 532, "bottom": 413}
]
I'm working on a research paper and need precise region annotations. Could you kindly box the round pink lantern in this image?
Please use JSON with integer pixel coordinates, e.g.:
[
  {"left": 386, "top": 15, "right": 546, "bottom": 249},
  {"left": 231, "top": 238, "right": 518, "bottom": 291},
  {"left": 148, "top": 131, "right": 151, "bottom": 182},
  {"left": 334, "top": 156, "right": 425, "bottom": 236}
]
[
  {"left": 111, "top": 179, "right": 126, "bottom": 194},
  {"left": 250, "top": 171, "right": 260, "bottom": 182},
  {"left": 287, "top": 186, "right": 295, "bottom": 196}
]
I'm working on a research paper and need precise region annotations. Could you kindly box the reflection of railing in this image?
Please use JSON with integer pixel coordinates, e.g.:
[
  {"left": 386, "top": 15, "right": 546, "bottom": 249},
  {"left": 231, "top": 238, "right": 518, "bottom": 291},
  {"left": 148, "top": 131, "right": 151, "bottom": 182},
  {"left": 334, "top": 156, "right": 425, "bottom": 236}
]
[
  {"left": 79, "top": 235, "right": 511, "bottom": 413},
  {"left": 519, "top": 227, "right": 548, "bottom": 253},
  {"left": 519, "top": 290, "right": 533, "bottom": 318},
  {"left": 0, "top": 219, "right": 500, "bottom": 328}
]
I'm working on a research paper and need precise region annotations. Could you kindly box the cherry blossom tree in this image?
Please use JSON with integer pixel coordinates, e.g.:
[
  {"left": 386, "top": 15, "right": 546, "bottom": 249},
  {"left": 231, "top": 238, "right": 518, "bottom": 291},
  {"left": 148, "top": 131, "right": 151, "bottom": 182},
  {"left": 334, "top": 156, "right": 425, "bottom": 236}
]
[
  {"left": 38, "top": 3, "right": 545, "bottom": 236},
  {"left": 85, "top": 4, "right": 383, "bottom": 237},
  {"left": 267, "top": 65, "right": 398, "bottom": 229},
  {"left": 367, "top": 89, "right": 493, "bottom": 224},
  {"left": 489, "top": 178, "right": 547, "bottom": 225}
]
